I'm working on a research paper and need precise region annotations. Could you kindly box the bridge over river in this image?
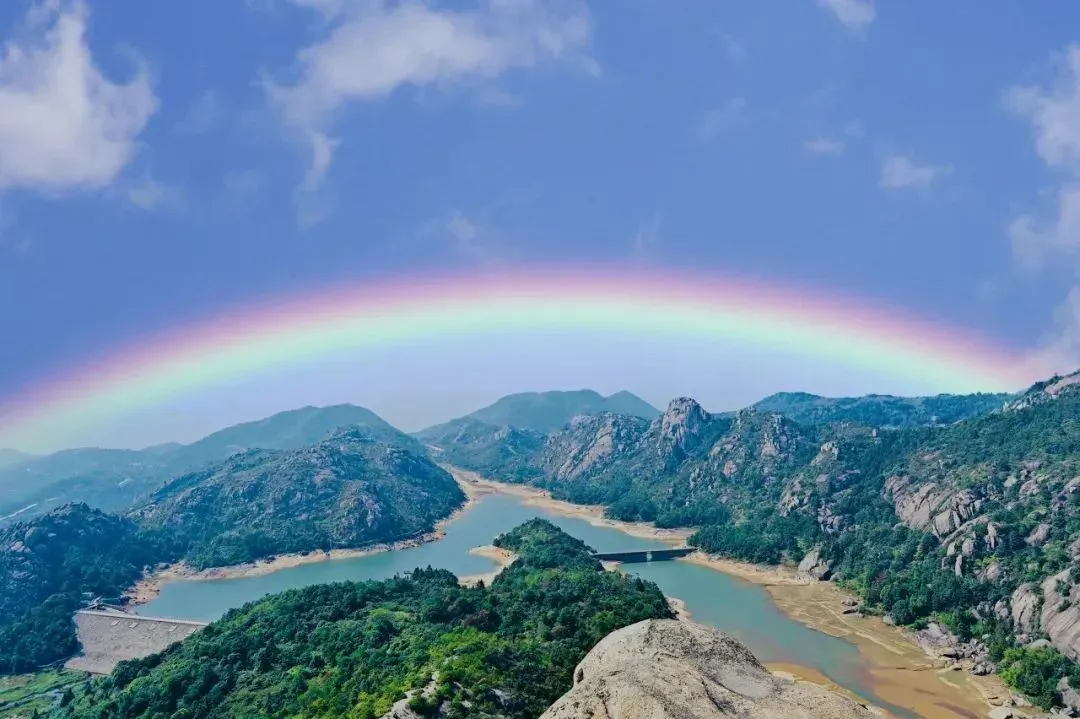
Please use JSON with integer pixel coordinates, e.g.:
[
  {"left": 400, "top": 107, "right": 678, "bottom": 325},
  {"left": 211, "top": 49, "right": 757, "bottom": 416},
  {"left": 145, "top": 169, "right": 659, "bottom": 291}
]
[{"left": 592, "top": 547, "right": 694, "bottom": 563}]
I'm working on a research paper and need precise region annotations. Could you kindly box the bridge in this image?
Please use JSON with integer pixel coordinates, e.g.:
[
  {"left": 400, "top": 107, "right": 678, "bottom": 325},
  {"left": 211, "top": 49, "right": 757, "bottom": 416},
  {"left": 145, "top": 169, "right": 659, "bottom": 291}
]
[{"left": 592, "top": 547, "right": 694, "bottom": 564}]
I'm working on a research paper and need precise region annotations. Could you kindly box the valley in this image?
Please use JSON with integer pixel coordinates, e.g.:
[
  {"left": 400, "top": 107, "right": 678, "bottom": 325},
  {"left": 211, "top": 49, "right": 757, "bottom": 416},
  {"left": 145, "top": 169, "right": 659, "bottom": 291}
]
[{"left": 2, "top": 381, "right": 1079, "bottom": 717}]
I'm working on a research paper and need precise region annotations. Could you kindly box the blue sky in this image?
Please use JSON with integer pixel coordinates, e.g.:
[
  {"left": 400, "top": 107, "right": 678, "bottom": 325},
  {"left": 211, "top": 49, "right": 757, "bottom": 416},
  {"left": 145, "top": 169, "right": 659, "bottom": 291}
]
[{"left": 2, "top": 0, "right": 1080, "bottom": 449}]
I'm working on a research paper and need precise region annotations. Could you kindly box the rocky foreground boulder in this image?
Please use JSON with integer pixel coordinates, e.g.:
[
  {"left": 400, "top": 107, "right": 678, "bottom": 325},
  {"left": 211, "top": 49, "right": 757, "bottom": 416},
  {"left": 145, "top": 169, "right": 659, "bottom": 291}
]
[{"left": 539, "top": 619, "right": 875, "bottom": 719}]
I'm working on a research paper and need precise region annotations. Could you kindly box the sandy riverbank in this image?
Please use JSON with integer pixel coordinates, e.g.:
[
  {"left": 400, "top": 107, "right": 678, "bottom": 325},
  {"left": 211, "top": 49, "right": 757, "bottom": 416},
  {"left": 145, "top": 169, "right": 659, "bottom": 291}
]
[
  {"left": 667, "top": 595, "right": 692, "bottom": 622},
  {"left": 683, "top": 551, "right": 1029, "bottom": 718},
  {"left": 458, "top": 545, "right": 517, "bottom": 587},
  {"left": 127, "top": 470, "right": 489, "bottom": 606},
  {"left": 453, "top": 470, "right": 1029, "bottom": 719}
]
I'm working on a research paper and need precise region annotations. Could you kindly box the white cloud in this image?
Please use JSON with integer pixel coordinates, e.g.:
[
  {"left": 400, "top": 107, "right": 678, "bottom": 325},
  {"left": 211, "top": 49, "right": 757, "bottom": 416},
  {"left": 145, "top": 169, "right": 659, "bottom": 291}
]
[
  {"left": 879, "top": 154, "right": 951, "bottom": 190},
  {"left": 1010, "top": 184, "right": 1080, "bottom": 271},
  {"left": 176, "top": 90, "right": 222, "bottom": 135},
  {"left": 1006, "top": 46, "right": 1080, "bottom": 271},
  {"left": 0, "top": 1, "right": 157, "bottom": 193},
  {"left": 718, "top": 33, "right": 746, "bottom": 66},
  {"left": 804, "top": 137, "right": 844, "bottom": 155},
  {"left": 1035, "top": 286, "right": 1080, "bottom": 376},
  {"left": 222, "top": 169, "right": 263, "bottom": 205},
  {"left": 1007, "top": 45, "right": 1080, "bottom": 373},
  {"left": 123, "top": 176, "right": 175, "bottom": 211},
  {"left": 697, "top": 97, "right": 745, "bottom": 141},
  {"left": 632, "top": 213, "right": 661, "bottom": 259},
  {"left": 268, "top": 0, "right": 593, "bottom": 200},
  {"left": 444, "top": 210, "right": 506, "bottom": 266},
  {"left": 817, "top": 0, "right": 875, "bottom": 34},
  {"left": 1007, "top": 45, "right": 1080, "bottom": 171}
]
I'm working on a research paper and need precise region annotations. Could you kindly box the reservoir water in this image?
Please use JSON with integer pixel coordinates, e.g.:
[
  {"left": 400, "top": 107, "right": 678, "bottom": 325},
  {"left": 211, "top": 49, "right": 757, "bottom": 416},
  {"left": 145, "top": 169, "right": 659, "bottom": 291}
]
[{"left": 139, "top": 491, "right": 912, "bottom": 717}]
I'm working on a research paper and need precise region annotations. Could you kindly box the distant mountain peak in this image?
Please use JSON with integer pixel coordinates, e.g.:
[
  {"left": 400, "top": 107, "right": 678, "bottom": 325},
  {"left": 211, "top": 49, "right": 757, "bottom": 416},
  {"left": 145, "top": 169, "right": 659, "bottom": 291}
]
[
  {"left": 417, "top": 388, "right": 661, "bottom": 436},
  {"left": 656, "top": 397, "right": 712, "bottom": 457}
]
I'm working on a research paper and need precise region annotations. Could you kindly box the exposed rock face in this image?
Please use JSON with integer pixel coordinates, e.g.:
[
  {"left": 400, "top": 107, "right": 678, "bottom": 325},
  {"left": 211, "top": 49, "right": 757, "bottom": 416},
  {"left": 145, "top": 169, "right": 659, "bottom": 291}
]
[
  {"left": 656, "top": 398, "right": 713, "bottom": 461},
  {"left": 1039, "top": 570, "right": 1080, "bottom": 662},
  {"left": 1011, "top": 583, "right": 1040, "bottom": 635},
  {"left": 1026, "top": 522, "right": 1051, "bottom": 546},
  {"left": 884, "top": 476, "right": 982, "bottom": 537},
  {"left": 540, "top": 619, "right": 874, "bottom": 719},
  {"left": 540, "top": 414, "right": 648, "bottom": 481},
  {"left": 1059, "top": 676, "right": 1080, "bottom": 714},
  {"left": 797, "top": 546, "right": 833, "bottom": 580},
  {"left": 1007, "top": 573, "right": 1080, "bottom": 662}
]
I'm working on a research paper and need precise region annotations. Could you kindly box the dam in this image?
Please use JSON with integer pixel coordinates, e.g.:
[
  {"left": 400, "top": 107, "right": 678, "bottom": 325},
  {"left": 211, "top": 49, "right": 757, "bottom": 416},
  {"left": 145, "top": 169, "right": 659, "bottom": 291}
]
[
  {"left": 66, "top": 608, "right": 208, "bottom": 674},
  {"left": 592, "top": 547, "right": 694, "bottom": 563}
]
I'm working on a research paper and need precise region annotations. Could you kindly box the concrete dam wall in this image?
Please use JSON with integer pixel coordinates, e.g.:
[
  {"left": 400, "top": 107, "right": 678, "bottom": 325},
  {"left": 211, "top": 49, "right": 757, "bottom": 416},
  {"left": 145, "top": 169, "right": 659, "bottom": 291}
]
[
  {"left": 592, "top": 547, "right": 694, "bottom": 564},
  {"left": 66, "top": 609, "right": 208, "bottom": 675}
]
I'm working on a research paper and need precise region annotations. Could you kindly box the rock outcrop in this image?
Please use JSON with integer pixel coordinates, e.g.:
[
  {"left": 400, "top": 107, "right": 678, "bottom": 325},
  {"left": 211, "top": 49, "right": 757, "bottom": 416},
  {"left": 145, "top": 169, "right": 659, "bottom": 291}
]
[
  {"left": 797, "top": 546, "right": 833, "bottom": 580},
  {"left": 539, "top": 619, "right": 875, "bottom": 719}
]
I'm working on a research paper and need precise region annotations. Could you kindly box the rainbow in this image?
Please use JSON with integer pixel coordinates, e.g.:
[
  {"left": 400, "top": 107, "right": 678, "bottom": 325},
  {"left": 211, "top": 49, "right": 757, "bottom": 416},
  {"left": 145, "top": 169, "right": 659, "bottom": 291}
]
[{"left": 0, "top": 268, "right": 1039, "bottom": 451}]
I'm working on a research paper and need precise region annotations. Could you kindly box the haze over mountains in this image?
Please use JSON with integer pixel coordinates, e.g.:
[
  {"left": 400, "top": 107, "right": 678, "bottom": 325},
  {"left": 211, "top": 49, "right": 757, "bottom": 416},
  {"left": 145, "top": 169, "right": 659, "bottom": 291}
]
[
  {"left": 6, "top": 376, "right": 1080, "bottom": 710},
  {"left": 0, "top": 404, "right": 410, "bottom": 519},
  {"left": 416, "top": 389, "right": 661, "bottom": 437},
  {"left": 0, "top": 387, "right": 1011, "bottom": 523}
]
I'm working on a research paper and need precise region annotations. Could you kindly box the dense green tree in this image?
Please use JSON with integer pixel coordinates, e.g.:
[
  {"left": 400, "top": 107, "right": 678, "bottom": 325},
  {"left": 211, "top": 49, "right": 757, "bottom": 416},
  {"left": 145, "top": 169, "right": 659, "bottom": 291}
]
[{"left": 60, "top": 520, "right": 672, "bottom": 719}]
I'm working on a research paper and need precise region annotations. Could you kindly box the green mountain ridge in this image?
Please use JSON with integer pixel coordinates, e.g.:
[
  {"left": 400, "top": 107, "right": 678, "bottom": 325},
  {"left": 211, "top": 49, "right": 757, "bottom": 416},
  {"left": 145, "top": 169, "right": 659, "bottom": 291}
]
[
  {"left": 0, "top": 404, "right": 409, "bottom": 521},
  {"left": 416, "top": 389, "right": 660, "bottom": 438},
  {"left": 0, "top": 427, "right": 465, "bottom": 673},
  {"left": 138, "top": 427, "right": 464, "bottom": 570},
  {"left": 426, "top": 371, "right": 1080, "bottom": 709},
  {"left": 745, "top": 390, "right": 1014, "bottom": 427}
]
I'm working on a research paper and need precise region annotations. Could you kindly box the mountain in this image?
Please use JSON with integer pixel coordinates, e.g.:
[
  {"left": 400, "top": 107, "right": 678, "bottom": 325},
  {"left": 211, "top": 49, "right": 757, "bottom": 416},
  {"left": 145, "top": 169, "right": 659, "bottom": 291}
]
[
  {"left": 421, "top": 417, "right": 548, "bottom": 478},
  {"left": 166, "top": 403, "right": 413, "bottom": 468},
  {"left": 0, "top": 426, "right": 467, "bottom": 673},
  {"left": 136, "top": 427, "right": 464, "bottom": 570},
  {"left": 427, "top": 371, "right": 1080, "bottom": 710},
  {"left": 0, "top": 404, "right": 408, "bottom": 520},
  {"left": 59, "top": 520, "right": 674, "bottom": 719},
  {"left": 417, "top": 389, "right": 660, "bottom": 437},
  {"left": 0, "top": 504, "right": 180, "bottom": 673},
  {"left": 749, "top": 391, "right": 1013, "bottom": 428},
  {"left": 0, "top": 449, "right": 31, "bottom": 469}
]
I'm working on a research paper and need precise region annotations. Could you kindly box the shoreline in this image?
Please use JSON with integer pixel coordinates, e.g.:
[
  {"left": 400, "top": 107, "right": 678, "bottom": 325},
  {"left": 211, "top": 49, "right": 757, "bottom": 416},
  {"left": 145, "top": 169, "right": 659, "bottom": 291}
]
[
  {"left": 126, "top": 470, "right": 488, "bottom": 607},
  {"left": 458, "top": 545, "right": 517, "bottom": 587},
  {"left": 120, "top": 465, "right": 1029, "bottom": 718},
  {"left": 452, "top": 471, "right": 1028, "bottom": 719},
  {"left": 445, "top": 467, "right": 693, "bottom": 547}
]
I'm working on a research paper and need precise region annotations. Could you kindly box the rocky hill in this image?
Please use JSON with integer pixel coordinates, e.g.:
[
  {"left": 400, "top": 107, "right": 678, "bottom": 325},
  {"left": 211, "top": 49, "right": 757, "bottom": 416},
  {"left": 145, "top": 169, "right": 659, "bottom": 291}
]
[
  {"left": 0, "top": 504, "right": 179, "bottom": 673},
  {"left": 0, "top": 427, "right": 467, "bottom": 674},
  {"left": 0, "top": 404, "right": 405, "bottom": 520},
  {"left": 427, "top": 371, "right": 1080, "bottom": 710},
  {"left": 540, "top": 619, "right": 875, "bottom": 719},
  {"left": 136, "top": 427, "right": 465, "bottom": 569},
  {"left": 416, "top": 389, "right": 660, "bottom": 437}
]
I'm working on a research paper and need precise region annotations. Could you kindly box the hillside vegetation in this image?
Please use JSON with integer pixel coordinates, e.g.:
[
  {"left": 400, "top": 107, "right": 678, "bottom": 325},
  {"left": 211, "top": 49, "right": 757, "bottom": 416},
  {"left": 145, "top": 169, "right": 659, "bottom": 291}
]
[
  {"left": 59, "top": 520, "right": 672, "bottom": 719},
  {"left": 0, "top": 429, "right": 465, "bottom": 674},
  {"left": 748, "top": 391, "right": 1013, "bottom": 428},
  {"left": 427, "top": 374, "right": 1080, "bottom": 709},
  {"left": 0, "top": 505, "right": 180, "bottom": 674},
  {"left": 0, "top": 404, "right": 407, "bottom": 520},
  {"left": 138, "top": 428, "right": 464, "bottom": 569}
]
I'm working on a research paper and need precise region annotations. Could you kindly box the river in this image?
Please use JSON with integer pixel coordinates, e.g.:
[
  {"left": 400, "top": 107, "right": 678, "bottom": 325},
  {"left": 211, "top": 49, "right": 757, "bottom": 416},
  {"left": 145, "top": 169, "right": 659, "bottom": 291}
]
[{"left": 138, "top": 490, "right": 916, "bottom": 717}]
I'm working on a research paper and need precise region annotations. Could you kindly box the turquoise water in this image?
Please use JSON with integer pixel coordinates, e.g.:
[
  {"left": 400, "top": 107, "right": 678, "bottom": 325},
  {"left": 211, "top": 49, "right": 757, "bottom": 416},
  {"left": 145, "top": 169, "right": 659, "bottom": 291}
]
[{"left": 138, "top": 492, "right": 911, "bottom": 717}]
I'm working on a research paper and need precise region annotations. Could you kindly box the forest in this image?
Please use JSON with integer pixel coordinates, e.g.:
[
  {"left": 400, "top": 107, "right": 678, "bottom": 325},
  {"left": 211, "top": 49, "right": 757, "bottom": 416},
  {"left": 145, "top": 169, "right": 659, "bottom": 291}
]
[{"left": 58, "top": 519, "right": 672, "bottom": 719}]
